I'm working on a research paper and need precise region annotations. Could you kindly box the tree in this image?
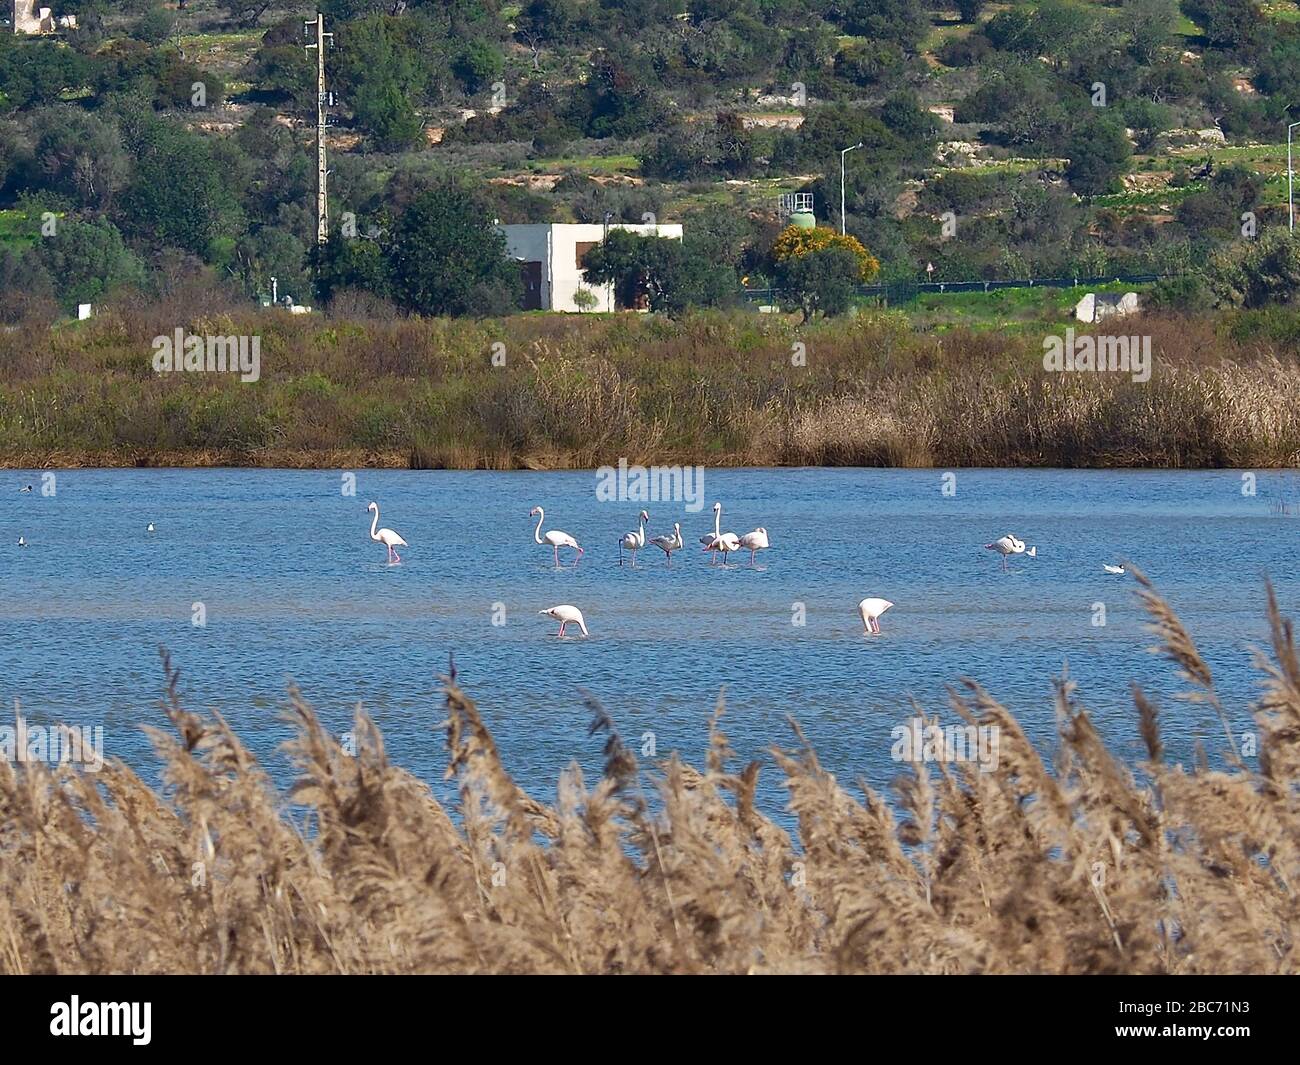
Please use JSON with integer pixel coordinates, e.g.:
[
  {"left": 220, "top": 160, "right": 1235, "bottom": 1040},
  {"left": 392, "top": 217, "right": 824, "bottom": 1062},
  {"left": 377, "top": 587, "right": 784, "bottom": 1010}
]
[
  {"left": 386, "top": 180, "right": 521, "bottom": 316},
  {"left": 27, "top": 217, "right": 146, "bottom": 307},
  {"left": 580, "top": 230, "right": 735, "bottom": 312},
  {"left": 1062, "top": 115, "right": 1132, "bottom": 196},
  {"left": 1210, "top": 227, "right": 1300, "bottom": 307},
  {"left": 776, "top": 245, "right": 862, "bottom": 321},
  {"left": 771, "top": 225, "right": 880, "bottom": 282},
  {"left": 956, "top": 0, "right": 984, "bottom": 22}
]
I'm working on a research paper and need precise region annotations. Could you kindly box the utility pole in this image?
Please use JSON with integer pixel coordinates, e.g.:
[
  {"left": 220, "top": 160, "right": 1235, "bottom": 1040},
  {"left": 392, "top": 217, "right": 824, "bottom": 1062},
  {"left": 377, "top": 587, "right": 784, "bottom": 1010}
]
[{"left": 305, "top": 14, "right": 333, "bottom": 246}]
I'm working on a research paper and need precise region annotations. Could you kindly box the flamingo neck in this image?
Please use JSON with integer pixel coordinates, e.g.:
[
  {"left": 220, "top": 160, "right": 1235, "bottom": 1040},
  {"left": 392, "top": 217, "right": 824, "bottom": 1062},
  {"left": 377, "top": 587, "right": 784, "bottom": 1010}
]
[
  {"left": 533, "top": 509, "right": 545, "bottom": 544},
  {"left": 369, "top": 508, "right": 380, "bottom": 541},
  {"left": 713, "top": 509, "right": 721, "bottom": 539}
]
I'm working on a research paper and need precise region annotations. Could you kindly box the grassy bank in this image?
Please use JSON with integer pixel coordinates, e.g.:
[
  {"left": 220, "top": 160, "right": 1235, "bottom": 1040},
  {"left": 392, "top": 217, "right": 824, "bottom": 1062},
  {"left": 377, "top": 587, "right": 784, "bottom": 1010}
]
[
  {"left": 2, "top": 287, "right": 1300, "bottom": 469},
  {"left": 2, "top": 574, "right": 1297, "bottom": 974}
]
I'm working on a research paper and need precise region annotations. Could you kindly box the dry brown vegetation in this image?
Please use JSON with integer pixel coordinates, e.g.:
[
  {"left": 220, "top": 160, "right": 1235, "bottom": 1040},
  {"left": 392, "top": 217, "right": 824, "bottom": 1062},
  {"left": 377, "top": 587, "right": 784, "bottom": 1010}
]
[
  {"left": 2, "top": 574, "right": 1299, "bottom": 974},
  {"left": 2, "top": 288, "right": 1299, "bottom": 469}
]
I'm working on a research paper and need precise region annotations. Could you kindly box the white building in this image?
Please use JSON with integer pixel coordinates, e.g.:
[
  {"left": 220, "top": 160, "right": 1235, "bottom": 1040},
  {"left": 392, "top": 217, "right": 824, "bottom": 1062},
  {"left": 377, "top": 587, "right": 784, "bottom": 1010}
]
[
  {"left": 498, "top": 222, "right": 683, "bottom": 312},
  {"left": 10, "top": 1, "right": 76, "bottom": 33}
]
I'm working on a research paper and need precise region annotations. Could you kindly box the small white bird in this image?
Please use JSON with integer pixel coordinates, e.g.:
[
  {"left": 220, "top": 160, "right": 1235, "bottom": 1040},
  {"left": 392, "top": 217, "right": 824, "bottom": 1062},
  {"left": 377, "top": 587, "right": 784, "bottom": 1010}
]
[
  {"left": 17, "top": 536, "right": 26, "bottom": 548},
  {"left": 649, "top": 522, "right": 683, "bottom": 566},
  {"left": 1103, "top": 563, "right": 1125, "bottom": 575},
  {"left": 539, "top": 605, "right": 589, "bottom": 638},
  {"left": 859, "top": 597, "right": 893, "bottom": 635},
  {"left": 739, "top": 527, "right": 770, "bottom": 566},
  {"left": 19, "top": 485, "right": 32, "bottom": 493},
  {"left": 367, "top": 501, "right": 408, "bottom": 563},
  {"left": 984, "top": 533, "right": 1035, "bottom": 571},
  {"left": 147, "top": 523, "right": 155, "bottom": 533},
  {"left": 531, "top": 505, "right": 583, "bottom": 567},
  {"left": 619, "top": 509, "right": 649, "bottom": 567}
]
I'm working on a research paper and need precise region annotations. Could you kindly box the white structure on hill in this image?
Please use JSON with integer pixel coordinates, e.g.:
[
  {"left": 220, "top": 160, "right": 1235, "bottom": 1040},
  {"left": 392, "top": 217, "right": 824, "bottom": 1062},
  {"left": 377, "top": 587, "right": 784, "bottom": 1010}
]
[
  {"left": 1075, "top": 291, "right": 1140, "bottom": 324},
  {"left": 498, "top": 222, "right": 684, "bottom": 312},
  {"left": 10, "top": 1, "right": 76, "bottom": 33}
]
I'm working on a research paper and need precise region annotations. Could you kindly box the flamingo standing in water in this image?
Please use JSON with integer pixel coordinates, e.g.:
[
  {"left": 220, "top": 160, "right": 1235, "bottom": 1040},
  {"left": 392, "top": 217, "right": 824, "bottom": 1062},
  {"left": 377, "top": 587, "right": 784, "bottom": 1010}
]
[
  {"left": 367, "top": 501, "right": 408, "bottom": 563},
  {"left": 739, "top": 527, "right": 770, "bottom": 566},
  {"left": 649, "top": 522, "right": 683, "bottom": 566},
  {"left": 701, "top": 502, "right": 740, "bottom": 564},
  {"left": 619, "top": 510, "right": 649, "bottom": 567},
  {"left": 530, "top": 506, "right": 583, "bottom": 567},
  {"left": 859, "top": 597, "right": 893, "bottom": 635},
  {"left": 539, "top": 605, "right": 589, "bottom": 637},
  {"left": 984, "top": 533, "right": 1035, "bottom": 571}
]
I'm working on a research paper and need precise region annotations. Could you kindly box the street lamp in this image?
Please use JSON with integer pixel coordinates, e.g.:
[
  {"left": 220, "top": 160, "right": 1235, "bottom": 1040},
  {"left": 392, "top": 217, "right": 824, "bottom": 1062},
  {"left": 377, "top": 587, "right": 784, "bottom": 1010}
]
[
  {"left": 840, "top": 142, "right": 863, "bottom": 236},
  {"left": 1289, "top": 122, "right": 1300, "bottom": 232}
]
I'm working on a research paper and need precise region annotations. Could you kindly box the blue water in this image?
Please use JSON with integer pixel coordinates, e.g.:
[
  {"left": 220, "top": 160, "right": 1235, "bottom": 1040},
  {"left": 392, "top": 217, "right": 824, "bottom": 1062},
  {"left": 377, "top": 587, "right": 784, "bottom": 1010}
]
[{"left": 2, "top": 468, "right": 1297, "bottom": 818}]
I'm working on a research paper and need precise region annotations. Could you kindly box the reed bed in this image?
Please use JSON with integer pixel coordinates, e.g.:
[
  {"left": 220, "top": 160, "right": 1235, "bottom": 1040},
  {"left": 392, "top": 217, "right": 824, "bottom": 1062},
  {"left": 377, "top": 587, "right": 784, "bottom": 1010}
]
[
  {"left": 2, "top": 575, "right": 1298, "bottom": 974},
  {"left": 2, "top": 299, "right": 1299, "bottom": 468}
]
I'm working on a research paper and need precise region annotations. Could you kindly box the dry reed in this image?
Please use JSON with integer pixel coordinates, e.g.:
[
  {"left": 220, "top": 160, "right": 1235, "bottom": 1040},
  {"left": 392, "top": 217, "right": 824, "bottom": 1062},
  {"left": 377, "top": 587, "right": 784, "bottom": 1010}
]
[{"left": 2, "top": 581, "right": 1299, "bottom": 974}]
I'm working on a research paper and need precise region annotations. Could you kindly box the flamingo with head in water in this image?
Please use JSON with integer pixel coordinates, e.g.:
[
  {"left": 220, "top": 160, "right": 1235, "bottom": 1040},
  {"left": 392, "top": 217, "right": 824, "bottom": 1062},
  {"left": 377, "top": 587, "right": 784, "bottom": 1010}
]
[
  {"left": 650, "top": 522, "right": 683, "bottom": 566},
  {"left": 739, "top": 527, "right": 770, "bottom": 566},
  {"left": 367, "top": 501, "right": 408, "bottom": 563},
  {"left": 619, "top": 510, "right": 649, "bottom": 567},
  {"left": 539, "top": 604, "right": 589, "bottom": 637},
  {"left": 531, "top": 506, "right": 583, "bottom": 567},
  {"left": 984, "top": 533, "right": 1035, "bottom": 571},
  {"left": 859, "top": 597, "right": 893, "bottom": 635}
]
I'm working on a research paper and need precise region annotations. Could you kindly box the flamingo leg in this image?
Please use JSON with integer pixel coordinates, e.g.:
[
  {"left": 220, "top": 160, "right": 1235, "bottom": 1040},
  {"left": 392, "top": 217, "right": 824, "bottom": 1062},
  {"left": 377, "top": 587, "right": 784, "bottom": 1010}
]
[
  {"left": 553, "top": 545, "right": 560, "bottom": 567},
  {"left": 558, "top": 621, "right": 566, "bottom": 637}
]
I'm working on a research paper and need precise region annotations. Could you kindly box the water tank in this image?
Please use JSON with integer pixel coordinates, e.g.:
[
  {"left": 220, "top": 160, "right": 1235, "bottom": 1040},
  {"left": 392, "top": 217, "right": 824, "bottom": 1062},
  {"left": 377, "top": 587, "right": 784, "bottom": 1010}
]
[{"left": 789, "top": 211, "right": 816, "bottom": 229}]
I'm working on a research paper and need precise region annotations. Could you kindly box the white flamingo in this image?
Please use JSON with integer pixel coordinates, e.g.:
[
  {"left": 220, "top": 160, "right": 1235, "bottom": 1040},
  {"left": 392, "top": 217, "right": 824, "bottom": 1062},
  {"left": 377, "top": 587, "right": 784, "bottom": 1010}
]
[
  {"left": 984, "top": 533, "right": 1035, "bottom": 571},
  {"left": 367, "top": 501, "right": 408, "bottom": 563},
  {"left": 619, "top": 509, "right": 649, "bottom": 567},
  {"left": 17, "top": 536, "right": 26, "bottom": 548},
  {"left": 531, "top": 505, "right": 583, "bottom": 567},
  {"left": 649, "top": 522, "right": 683, "bottom": 566},
  {"left": 739, "top": 527, "right": 770, "bottom": 566},
  {"left": 701, "top": 502, "right": 740, "bottom": 565},
  {"left": 699, "top": 502, "right": 724, "bottom": 560},
  {"left": 539, "top": 604, "right": 589, "bottom": 638},
  {"left": 1103, "top": 563, "right": 1125, "bottom": 575},
  {"left": 19, "top": 485, "right": 32, "bottom": 493},
  {"left": 859, "top": 597, "right": 893, "bottom": 635}
]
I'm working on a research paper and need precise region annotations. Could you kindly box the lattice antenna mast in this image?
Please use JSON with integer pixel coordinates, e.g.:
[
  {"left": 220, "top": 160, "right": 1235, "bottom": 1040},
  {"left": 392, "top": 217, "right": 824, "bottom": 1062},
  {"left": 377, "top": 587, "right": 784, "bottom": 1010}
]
[{"left": 305, "top": 14, "right": 335, "bottom": 246}]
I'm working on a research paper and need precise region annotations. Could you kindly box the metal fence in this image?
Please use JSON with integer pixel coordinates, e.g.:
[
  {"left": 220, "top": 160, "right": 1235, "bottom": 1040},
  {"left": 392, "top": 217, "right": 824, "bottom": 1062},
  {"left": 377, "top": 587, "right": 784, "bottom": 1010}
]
[{"left": 740, "top": 273, "right": 1170, "bottom": 305}]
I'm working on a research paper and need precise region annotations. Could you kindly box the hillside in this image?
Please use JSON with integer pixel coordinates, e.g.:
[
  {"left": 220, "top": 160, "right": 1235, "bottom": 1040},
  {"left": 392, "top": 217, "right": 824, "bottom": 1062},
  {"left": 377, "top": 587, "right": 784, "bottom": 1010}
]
[{"left": 2, "top": 0, "right": 1300, "bottom": 317}]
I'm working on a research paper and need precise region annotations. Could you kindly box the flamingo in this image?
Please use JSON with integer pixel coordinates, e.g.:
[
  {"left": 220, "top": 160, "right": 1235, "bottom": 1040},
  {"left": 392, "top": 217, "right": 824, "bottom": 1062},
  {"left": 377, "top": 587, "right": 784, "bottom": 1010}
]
[
  {"left": 739, "top": 527, "right": 770, "bottom": 566},
  {"left": 859, "top": 597, "right": 893, "bottom": 635},
  {"left": 699, "top": 502, "right": 724, "bottom": 561},
  {"left": 17, "top": 536, "right": 26, "bottom": 548},
  {"left": 367, "top": 501, "right": 408, "bottom": 563},
  {"left": 539, "top": 605, "right": 589, "bottom": 638},
  {"left": 619, "top": 509, "right": 649, "bottom": 567},
  {"left": 984, "top": 533, "right": 1035, "bottom": 571},
  {"left": 701, "top": 502, "right": 740, "bottom": 565},
  {"left": 649, "top": 522, "right": 683, "bottom": 566},
  {"left": 19, "top": 485, "right": 32, "bottom": 493},
  {"left": 531, "top": 505, "right": 583, "bottom": 567},
  {"left": 1103, "top": 563, "right": 1125, "bottom": 575},
  {"left": 147, "top": 523, "right": 155, "bottom": 533}
]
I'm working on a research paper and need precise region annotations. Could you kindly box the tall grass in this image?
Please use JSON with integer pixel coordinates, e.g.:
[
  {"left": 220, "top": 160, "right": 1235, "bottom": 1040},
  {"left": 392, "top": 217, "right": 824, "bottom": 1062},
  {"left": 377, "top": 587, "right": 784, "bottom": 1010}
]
[
  {"left": 3, "top": 578, "right": 1298, "bottom": 974},
  {"left": 1, "top": 291, "right": 1299, "bottom": 468}
]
